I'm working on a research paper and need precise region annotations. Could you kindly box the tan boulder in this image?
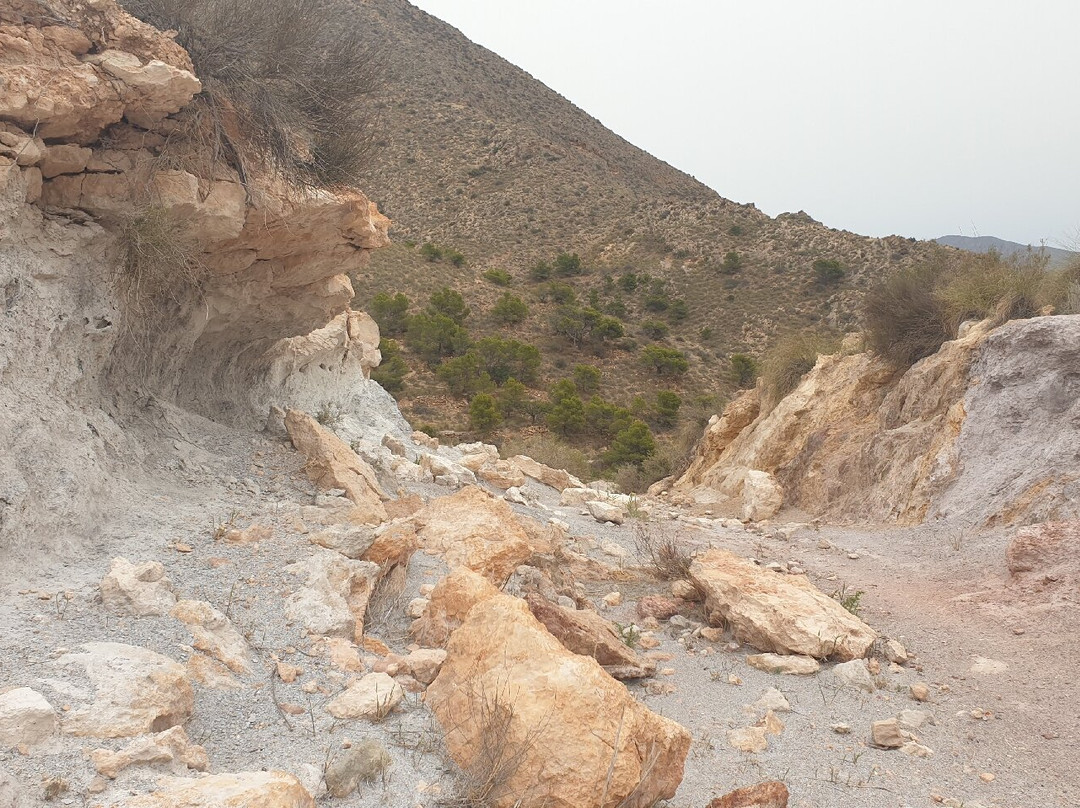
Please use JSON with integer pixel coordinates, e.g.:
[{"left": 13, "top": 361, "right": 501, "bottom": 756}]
[
  {"left": 100, "top": 558, "right": 177, "bottom": 617},
  {"left": 170, "top": 600, "right": 252, "bottom": 674},
  {"left": 525, "top": 595, "right": 654, "bottom": 679},
  {"left": 326, "top": 672, "right": 403, "bottom": 721},
  {"left": 56, "top": 643, "right": 193, "bottom": 738},
  {"left": 285, "top": 410, "right": 387, "bottom": 525},
  {"left": 285, "top": 551, "right": 381, "bottom": 641},
  {"left": 708, "top": 781, "right": 790, "bottom": 808},
  {"left": 508, "top": 455, "right": 584, "bottom": 492},
  {"left": 39, "top": 143, "right": 91, "bottom": 177},
  {"left": 477, "top": 460, "right": 527, "bottom": 490},
  {"left": 0, "top": 687, "right": 57, "bottom": 748},
  {"left": 746, "top": 654, "right": 820, "bottom": 676},
  {"left": 90, "top": 726, "right": 208, "bottom": 779},
  {"left": 414, "top": 486, "right": 543, "bottom": 584},
  {"left": 690, "top": 549, "right": 875, "bottom": 660},
  {"left": 402, "top": 649, "right": 447, "bottom": 685},
  {"left": 412, "top": 566, "right": 502, "bottom": 647},
  {"left": 117, "top": 771, "right": 314, "bottom": 808},
  {"left": 426, "top": 592, "right": 690, "bottom": 808}
]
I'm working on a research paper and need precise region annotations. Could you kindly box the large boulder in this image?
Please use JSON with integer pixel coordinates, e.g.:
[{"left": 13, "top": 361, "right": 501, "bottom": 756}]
[
  {"left": 100, "top": 558, "right": 177, "bottom": 617},
  {"left": 54, "top": 643, "right": 194, "bottom": 738},
  {"left": 1006, "top": 521, "right": 1080, "bottom": 587},
  {"left": 690, "top": 549, "right": 875, "bottom": 661},
  {"left": 412, "top": 566, "right": 501, "bottom": 647},
  {"left": 426, "top": 592, "right": 690, "bottom": 808},
  {"left": 115, "top": 771, "right": 314, "bottom": 808},
  {"left": 285, "top": 551, "right": 381, "bottom": 642},
  {"left": 170, "top": 600, "right": 252, "bottom": 674},
  {"left": 413, "top": 487, "right": 550, "bottom": 585},
  {"left": 285, "top": 409, "right": 387, "bottom": 525},
  {"left": 507, "top": 455, "right": 584, "bottom": 492}
]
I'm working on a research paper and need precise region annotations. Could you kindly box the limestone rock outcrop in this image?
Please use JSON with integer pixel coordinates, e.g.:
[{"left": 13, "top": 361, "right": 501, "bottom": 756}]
[
  {"left": 674, "top": 316, "right": 1080, "bottom": 526},
  {"left": 426, "top": 591, "right": 690, "bottom": 808},
  {"left": 100, "top": 558, "right": 177, "bottom": 617},
  {"left": 115, "top": 771, "right": 314, "bottom": 808},
  {"left": 1007, "top": 520, "right": 1080, "bottom": 589},
  {"left": 690, "top": 550, "right": 875, "bottom": 661},
  {"left": 285, "top": 551, "right": 381, "bottom": 641}
]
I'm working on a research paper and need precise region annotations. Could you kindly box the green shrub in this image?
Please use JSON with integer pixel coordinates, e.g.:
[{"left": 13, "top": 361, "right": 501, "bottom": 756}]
[
  {"left": 428, "top": 287, "right": 470, "bottom": 325},
  {"left": 862, "top": 265, "right": 950, "bottom": 369},
  {"left": 654, "top": 390, "right": 682, "bottom": 429},
  {"left": 554, "top": 252, "right": 584, "bottom": 277},
  {"left": 471, "top": 337, "right": 541, "bottom": 385},
  {"left": 420, "top": 242, "right": 443, "bottom": 262},
  {"left": 446, "top": 249, "right": 466, "bottom": 268},
  {"left": 483, "top": 268, "right": 512, "bottom": 286},
  {"left": 540, "top": 282, "right": 576, "bottom": 304},
  {"left": 369, "top": 292, "right": 410, "bottom": 336},
  {"left": 605, "top": 420, "right": 657, "bottom": 467},
  {"left": 437, "top": 353, "right": 493, "bottom": 398},
  {"left": 813, "top": 258, "right": 846, "bottom": 285},
  {"left": 641, "top": 320, "right": 670, "bottom": 340},
  {"left": 469, "top": 394, "right": 502, "bottom": 434},
  {"left": 497, "top": 378, "right": 529, "bottom": 420},
  {"left": 370, "top": 338, "right": 408, "bottom": 394},
  {"left": 547, "top": 383, "right": 586, "bottom": 437},
  {"left": 529, "top": 261, "right": 552, "bottom": 282},
  {"left": 761, "top": 331, "right": 839, "bottom": 408},
  {"left": 551, "top": 305, "right": 623, "bottom": 348},
  {"left": 618, "top": 272, "right": 639, "bottom": 293},
  {"left": 721, "top": 251, "right": 744, "bottom": 274},
  {"left": 641, "top": 345, "right": 689, "bottom": 377},
  {"left": 730, "top": 353, "right": 759, "bottom": 388},
  {"left": 667, "top": 299, "right": 689, "bottom": 322},
  {"left": 491, "top": 293, "right": 528, "bottom": 325},
  {"left": 405, "top": 312, "right": 469, "bottom": 364},
  {"left": 121, "top": 0, "right": 384, "bottom": 187},
  {"left": 584, "top": 396, "right": 633, "bottom": 442},
  {"left": 937, "top": 253, "right": 1044, "bottom": 328},
  {"left": 572, "top": 364, "right": 602, "bottom": 395}
]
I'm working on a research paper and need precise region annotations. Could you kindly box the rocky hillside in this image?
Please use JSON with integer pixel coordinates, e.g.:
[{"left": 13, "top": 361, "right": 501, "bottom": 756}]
[{"left": 341, "top": 0, "right": 949, "bottom": 431}]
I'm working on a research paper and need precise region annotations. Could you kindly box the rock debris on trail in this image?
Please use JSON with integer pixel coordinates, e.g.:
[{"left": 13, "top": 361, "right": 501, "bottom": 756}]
[{"left": 2, "top": 2, "right": 1078, "bottom": 808}]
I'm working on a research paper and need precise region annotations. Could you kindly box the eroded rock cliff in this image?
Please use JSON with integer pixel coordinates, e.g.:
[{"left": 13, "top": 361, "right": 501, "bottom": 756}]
[
  {"left": 673, "top": 316, "right": 1080, "bottom": 527},
  {"left": 0, "top": 0, "right": 395, "bottom": 559}
]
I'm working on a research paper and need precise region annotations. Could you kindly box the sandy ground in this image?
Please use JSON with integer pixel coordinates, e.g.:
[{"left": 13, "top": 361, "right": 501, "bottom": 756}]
[{"left": 1, "top": 420, "right": 1075, "bottom": 808}]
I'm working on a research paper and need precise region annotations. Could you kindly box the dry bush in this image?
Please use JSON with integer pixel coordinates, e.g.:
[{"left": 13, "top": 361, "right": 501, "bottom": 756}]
[
  {"left": 632, "top": 521, "right": 692, "bottom": 580},
  {"left": 937, "top": 252, "right": 1046, "bottom": 330},
  {"left": 759, "top": 330, "right": 839, "bottom": 410},
  {"left": 438, "top": 685, "right": 545, "bottom": 808},
  {"left": 862, "top": 263, "right": 951, "bottom": 369},
  {"left": 121, "top": 0, "right": 385, "bottom": 187},
  {"left": 114, "top": 205, "right": 206, "bottom": 318}
]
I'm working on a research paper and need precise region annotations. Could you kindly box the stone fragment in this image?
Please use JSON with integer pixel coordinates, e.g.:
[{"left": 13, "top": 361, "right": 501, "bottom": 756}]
[
  {"left": 476, "top": 460, "right": 526, "bottom": 490},
  {"left": 901, "top": 741, "right": 934, "bottom": 758},
  {"left": 39, "top": 144, "right": 91, "bottom": 178},
  {"left": 406, "top": 597, "right": 429, "bottom": 619},
  {"left": 749, "top": 688, "right": 790, "bottom": 714},
  {"left": 746, "top": 654, "right": 820, "bottom": 676},
  {"left": 586, "top": 500, "right": 624, "bottom": 525},
  {"left": 0, "top": 688, "right": 57, "bottom": 748},
  {"left": 671, "top": 580, "right": 701, "bottom": 601},
  {"left": 427, "top": 591, "right": 690, "bottom": 808},
  {"left": 100, "top": 558, "right": 177, "bottom": 617},
  {"left": 90, "top": 726, "right": 207, "bottom": 779},
  {"left": 187, "top": 654, "right": 241, "bottom": 690},
  {"left": 707, "top": 780, "right": 789, "bottom": 808},
  {"left": 727, "top": 726, "right": 768, "bottom": 753},
  {"left": 326, "top": 673, "right": 403, "bottom": 721},
  {"left": 636, "top": 595, "right": 682, "bottom": 621},
  {"left": 402, "top": 649, "right": 447, "bottom": 685},
  {"left": 909, "top": 682, "right": 930, "bottom": 702},
  {"left": 832, "top": 724, "right": 851, "bottom": 735},
  {"left": 602, "top": 592, "right": 623, "bottom": 608},
  {"left": 526, "top": 595, "right": 655, "bottom": 679},
  {"left": 870, "top": 718, "right": 907, "bottom": 749},
  {"left": 276, "top": 662, "right": 302, "bottom": 684},
  {"left": 884, "top": 639, "right": 909, "bottom": 664},
  {"left": 308, "top": 525, "right": 376, "bottom": 559},
  {"left": 55, "top": 643, "right": 193, "bottom": 738},
  {"left": 897, "top": 709, "right": 935, "bottom": 732},
  {"left": 831, "top": 659, "right": 874, "bottom": 692},
  {"left": 325, "top": 740, "right": 391, "bottom": 797},
  {"left": 968, "top": 656, "right": 1008, "bottom": 675},
  {"left": 171, "top": 600, "right": 251, "bottom": 674},
  {"left": 690, "top": 549, "right": 875, "bottom": 660},
  {"left": 286, "top": 409, "right": 387, "bottom": 524},
  {"left": 118, "top": 770, "right": 314, "bottom": 808}
]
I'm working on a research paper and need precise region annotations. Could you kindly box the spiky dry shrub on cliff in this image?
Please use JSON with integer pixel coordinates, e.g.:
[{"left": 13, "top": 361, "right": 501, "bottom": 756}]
[
  {"left": 759, "top": 331, "right": 839, "bottom": 410},
  {"left": 114, "top": 206, "right": 205, "bottom": 317},
  {"left": 121, "top": 0, "right": 384, "bottom": 187}
]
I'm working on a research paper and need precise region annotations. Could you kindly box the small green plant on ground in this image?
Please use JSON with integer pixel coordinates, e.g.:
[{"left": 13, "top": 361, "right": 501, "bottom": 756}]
[
  {"left": 653, "top": 390, "right": 682, "bottom": 429},
  {"left": 831, "top": 585, "right": 865, "bottom": 615},
  {"left": 615, "top": 622, "right": 641, "bottom": 649},
  {"left": 730, "top": 353, "right": 760, "bottom": 388},
  {"left": 553, "top": 251, "right": 584, "bottom": 276},
  {"left": 641, "top": 319, "right": 670, "bottom": 340},
  {"left": 420, "top": 242, "right": 443, "bottom": 262},
  {"left": 572, "top": 364, "right": 601, "bottom": 395},
  {"left": 428, "top": 287, "right": 471, "bottom": 325},
  {"left": 720, "top": 251, "right": 743, "bottom": 274}
]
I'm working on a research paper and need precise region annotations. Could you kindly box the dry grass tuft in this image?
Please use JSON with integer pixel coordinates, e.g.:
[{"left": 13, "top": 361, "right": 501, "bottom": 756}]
[
  {"left": 114, "top": 206, "right": 206, "bottom": 318},
  {"left": 632, "top": 521, "right": 692, "bottom": 581},
  {"left": 759, "top": 330, "right": 839, "bottom": 410}
]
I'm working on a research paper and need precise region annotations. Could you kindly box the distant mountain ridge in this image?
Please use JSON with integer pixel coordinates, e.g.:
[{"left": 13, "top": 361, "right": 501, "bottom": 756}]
[{"left": 936, "top": 235, "right": 1076, "bottom": 267}]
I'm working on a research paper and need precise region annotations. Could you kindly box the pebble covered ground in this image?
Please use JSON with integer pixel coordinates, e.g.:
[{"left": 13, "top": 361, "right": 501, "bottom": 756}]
[{"left": 1, "top": 419, "right": 1075, "bottom": 808}]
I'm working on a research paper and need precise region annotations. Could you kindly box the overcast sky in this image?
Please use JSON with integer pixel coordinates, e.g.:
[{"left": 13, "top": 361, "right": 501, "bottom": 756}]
[{"left": 410, "top": 0, "right": 1079, "bottom": 247}]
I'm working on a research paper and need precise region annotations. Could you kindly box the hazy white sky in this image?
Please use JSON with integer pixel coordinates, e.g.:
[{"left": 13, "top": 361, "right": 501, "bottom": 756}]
[{"left": 410, "top": 0, "right": 1079, "bottom": 247}]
